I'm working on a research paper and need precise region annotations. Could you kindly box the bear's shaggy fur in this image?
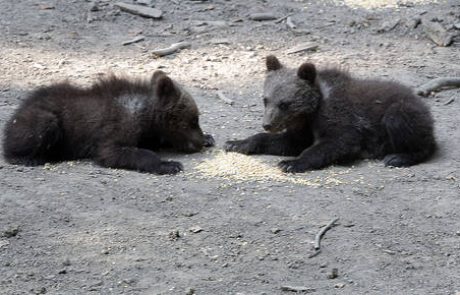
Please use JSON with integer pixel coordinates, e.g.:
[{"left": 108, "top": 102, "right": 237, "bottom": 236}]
[
  {"left": 225, "top": 55, "right": 436, "bottom": 173},
  {"left": 3, "top": 71, "right": 214, "bottom": 174}
]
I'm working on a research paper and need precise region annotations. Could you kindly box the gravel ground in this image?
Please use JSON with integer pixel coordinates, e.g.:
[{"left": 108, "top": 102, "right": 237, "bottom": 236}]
[{"left": 0, "top": 0, "right": 459, "bottom": 294}]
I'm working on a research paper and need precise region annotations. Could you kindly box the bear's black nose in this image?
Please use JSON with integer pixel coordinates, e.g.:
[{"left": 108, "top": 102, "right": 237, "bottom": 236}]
[{"left": 263, "top": 124, "right": 272, "bottom": 131}]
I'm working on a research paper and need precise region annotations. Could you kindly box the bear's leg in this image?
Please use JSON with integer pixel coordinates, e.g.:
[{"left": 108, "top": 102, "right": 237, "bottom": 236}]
[
  {"left": 278, "top": 139, "right": 361, "bottom": 173},
  {"left": 3, "top": 109, "right": 61, "bottom": 166},
  {"left": 95, "top": 145, "right": 183, "bottom": 175},
  {"left": 382, "top": 103, "right": 436, "bottom": 167},
  {"left": 224, "top": 132, "right": 312, "bottom": 156}
]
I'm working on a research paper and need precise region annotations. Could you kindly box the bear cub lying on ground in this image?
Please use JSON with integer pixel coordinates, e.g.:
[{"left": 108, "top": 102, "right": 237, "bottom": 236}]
[
  {"left": 3, "top": 71, "right": 214, "bottom": 174},
  {"left": 225, "top": 55, "right": 436, "bottom": 173}
]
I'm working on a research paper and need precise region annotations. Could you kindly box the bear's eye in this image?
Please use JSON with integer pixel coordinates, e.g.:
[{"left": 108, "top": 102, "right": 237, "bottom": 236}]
[
  {"left": 278, "top": 102, "right": 290, "bottom": 111},
  {"left": 190, "top": 117, "right": 199, "bottom": 128}
]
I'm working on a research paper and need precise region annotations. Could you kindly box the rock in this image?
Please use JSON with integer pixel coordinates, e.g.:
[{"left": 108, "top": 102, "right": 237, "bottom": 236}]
[
  {"left": 327, "top": 268, "right": 339, "bottom": 279},
  {"left": 334, "top": 283, "right": 346, "bottom": 288},
  {"left": 168, "top": 230, "right": 180, "bottom": 240},
  {"left": 286, "top": 42, "right": 319, "bottom": 54},
  {"left": 89, "top": 2, "right": 99, "bottom": 12},
  {"left": 189, "top": 226, "right": 203, "bottom": 233},
  {"left": 422, "top": 19, "right": 453, "bottom": 46},
  {"left": 270, "top": 228, "right": 281, "bottom": 234},
  {"left": 454, "top": 23, "right": 460, "bottom": 30},
  {"left": 31, "top": 287, "right": 47, "bottom": 294},
  {"left": 62, "top": 258, "right": 71, "bottom": 266},
  {"left": 186, "top": 288, "right": 196, "bottom": 295},
  {"left": 405, "top": 17, "right": 421, "bottom": 29},
  {"left": 122, "top": 35, "right": 145, "bottom": 46},
  {"left": 3, "top": 226, "right": 20, "bottom": 238},
  {"left": 115, "top": 2, "right": 162, "bottom": 19},
  {"left": 377, "top": 18, "right": 400, "bottom": 33},
  {"left": 249, "top": 12, "right": 277, "bottom": 21}
]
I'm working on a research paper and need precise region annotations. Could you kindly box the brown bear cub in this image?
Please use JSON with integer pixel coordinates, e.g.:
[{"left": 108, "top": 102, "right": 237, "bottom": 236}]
[
  {"left": 3, "top": 71, "right": 214, "bottom": 174},
  {"left": 225, "top": 55, "right": 436, "bottom": 173}
]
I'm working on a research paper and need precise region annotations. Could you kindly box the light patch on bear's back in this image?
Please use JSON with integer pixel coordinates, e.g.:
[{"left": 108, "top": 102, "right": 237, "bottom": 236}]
[
  {"left": 318, "top": 80, "right": 333, "bottom": 99},
  {"left": 115, "top": 93, "right": 147, "bottom": 115}
]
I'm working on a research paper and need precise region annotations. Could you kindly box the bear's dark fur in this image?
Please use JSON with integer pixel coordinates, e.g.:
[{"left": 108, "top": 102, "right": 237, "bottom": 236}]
[
  {"left": 3, "top": 71, "right": 214, "bottom": 174},
  {"left": 225, "top": 55, "right": 436, "bottom": 173}
]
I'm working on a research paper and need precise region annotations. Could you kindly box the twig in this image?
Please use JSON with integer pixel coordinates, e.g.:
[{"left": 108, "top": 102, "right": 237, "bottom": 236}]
[
  {"left": 122, "top": 35, "right": 145, "bottom": 46},
  {"left": 416, "top": 77, "right": 460, "bottom": 97},
  {"left": 152, "top": 41, "right": 191, "bottom": 57},
  {"left": 281, "top": 285, "right": 316, "bottom": 293},
  {"left": 274, "top": 13, "right": 295, "bottom": 24},
  {"left": 216, "top": 91, "right": 234, "bottom": 105},
  {"left": 314, "top": 218, "right": 339, "bottom": 250},
  {"left": 115, "top": 2, "right": 162, "bottom": 19},
  {"left": 308, "top": 250, "right": 321, "bottom": 258},
  {"left": 249, "top": 12, "right": 277, "bottom": 21},
  {"left": 286, "top": 17, "right": 297, "bottom": 29},
  {"left": 286, "top": 42, "right": 319, "bottom": 55},
  {"left": 443, "top": 97, "right": 455, "bottom": 105}
]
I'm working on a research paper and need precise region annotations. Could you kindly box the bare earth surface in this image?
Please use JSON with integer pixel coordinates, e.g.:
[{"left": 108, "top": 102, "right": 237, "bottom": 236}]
[{"left": 0, "top": 0, "right": 459, "bottom": 294}]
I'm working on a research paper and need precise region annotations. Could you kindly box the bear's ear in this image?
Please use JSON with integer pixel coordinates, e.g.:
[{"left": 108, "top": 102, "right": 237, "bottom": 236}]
[
  {"left": 297, "top": 62, "right": 316, "bottom": 84},
  {"left": 266, "top": 55, "right": 282, "bottom": 71},
  {"left": 155, "top": 75, "right": 179, "bottom": 104},
  {"left": 151, "top": 70, "right": 167, "bottom": 84}
]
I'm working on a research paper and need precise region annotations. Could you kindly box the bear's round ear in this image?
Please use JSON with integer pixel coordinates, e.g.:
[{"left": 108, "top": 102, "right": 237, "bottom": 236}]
[
  {"left": 297, "top": 63, "right": 316, "bottom": 84},
  {"left": 266, "top": 55, "right": 282, "bottom": 71},
  {"left": 155, "top": 75, "right": 177, "bottom": 101},
  {"left": 151, "top": 70, "right": 167, "bottom": 84}
]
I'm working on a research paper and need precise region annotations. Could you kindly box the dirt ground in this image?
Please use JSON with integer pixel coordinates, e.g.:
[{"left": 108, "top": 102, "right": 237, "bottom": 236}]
[{"left": 1, "top": 0, "right": 459, "bottom": 294}]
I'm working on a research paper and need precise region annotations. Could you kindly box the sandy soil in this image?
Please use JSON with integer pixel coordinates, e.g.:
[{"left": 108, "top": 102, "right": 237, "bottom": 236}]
[{"left": 0, "top": 0, "right": 459, "bottom": 294}]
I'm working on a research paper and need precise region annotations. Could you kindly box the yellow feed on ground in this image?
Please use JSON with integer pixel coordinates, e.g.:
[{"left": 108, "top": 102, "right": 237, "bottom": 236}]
[{"left": 193, "top": 151, "right": 347, "bottom": 187}]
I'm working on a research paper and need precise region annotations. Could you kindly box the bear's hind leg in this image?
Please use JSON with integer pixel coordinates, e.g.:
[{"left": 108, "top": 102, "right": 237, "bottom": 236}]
[
  {"left": 382, "top": 102, "right": 436, "bottom": 167},
  {"left": 3, "top": 109, "right": 62, "bottom": 166}
]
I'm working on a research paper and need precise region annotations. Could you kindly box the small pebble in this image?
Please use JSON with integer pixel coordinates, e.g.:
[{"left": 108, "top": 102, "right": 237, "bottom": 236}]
[
  {"left": 189, "top": 226, "right": 203, "bottom": 233},
  {"left": 327, "top": 268, "right": 339, "bottom": 279}
]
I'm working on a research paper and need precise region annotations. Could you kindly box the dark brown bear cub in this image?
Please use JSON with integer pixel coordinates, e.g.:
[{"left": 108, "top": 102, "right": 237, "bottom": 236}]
[
  {"left": 3, "top": 71, "right": 214, "bottom": 174},
  {"left": 225, "top": 55, "right": 436, "bottom": 173}
]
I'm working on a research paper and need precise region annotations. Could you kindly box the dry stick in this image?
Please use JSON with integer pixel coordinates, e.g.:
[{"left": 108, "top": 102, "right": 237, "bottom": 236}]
[
  {"left": 152, "top": 41, "right": 191, "bottom": 57},
  {"left": 286, "top": 16, "right": 297, "bottom": 29},
  {"left": 444, "top": 97, "right": 456, "bottom": 105},
  {"left": 274, "top": 13, "right": 295, "bottom": 24},
  {"left": 281, "top": 285, "right": 316, "bottom": 293},
  {"left": 314, "top": 218, "right": 339, "bottom": 250},
  {"left": 308, "top": 249, "right": 321, "bottom": 258},
  {"left": 416, "top": 77, "right": 460, "bottom": 97},
  {"left": 249, "top": 12, "right": 277, "bottom": 21},
  {"left": 216, "top": 91, "right": 234, "bottom": 105}
]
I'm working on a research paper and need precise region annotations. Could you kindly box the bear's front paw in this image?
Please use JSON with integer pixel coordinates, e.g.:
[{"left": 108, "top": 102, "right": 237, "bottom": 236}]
[
  {"left": 203, "top": 134, "right": 215, "bottom": 147},
  {"left": 278, "top": 159, "right": 309, "bottom": 173},
  {"left": 157, "top": 161, "right": 183, "bottom": 175},
  {"left": 224, "top": 140, "right": 256, "bottom": 155},
  {"left": 383, "top": 154, "right": 410, "bottom": 167}
]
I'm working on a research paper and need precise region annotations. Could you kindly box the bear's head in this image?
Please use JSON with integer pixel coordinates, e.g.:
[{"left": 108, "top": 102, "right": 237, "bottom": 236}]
[
  {"left": 262, "top": 55, "right": 321, "bottom": 133},
  {"left": 152, "top": 70, "right": 209, "bottom": 153}
]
